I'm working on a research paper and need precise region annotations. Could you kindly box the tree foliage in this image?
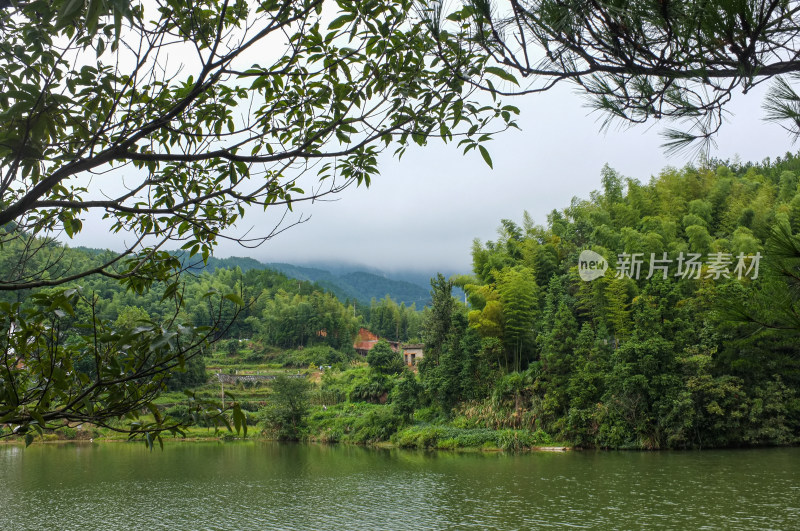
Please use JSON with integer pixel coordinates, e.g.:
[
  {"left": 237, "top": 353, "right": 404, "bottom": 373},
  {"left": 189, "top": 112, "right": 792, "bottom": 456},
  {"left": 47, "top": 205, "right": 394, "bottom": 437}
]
[
  {"left": 1, "top": 0, "right": 514, "bottom": 289},
  {"left": 445, "top": 156, "right": 800, "bottom": 448},
  {"left": 262, "top": 374, "right": 312, "bottom": 440},
  {"left": 424, "top": 0, "right": 800, "bottom": 153},
  {"left": 419, "top": 274, "right": 494, "bottom": 413},
  {"left": 0, "top": 0, "right": 515, "bottom": 440},
  {"left": 366, "top": 339, "right": 404, "bottom": 376}
]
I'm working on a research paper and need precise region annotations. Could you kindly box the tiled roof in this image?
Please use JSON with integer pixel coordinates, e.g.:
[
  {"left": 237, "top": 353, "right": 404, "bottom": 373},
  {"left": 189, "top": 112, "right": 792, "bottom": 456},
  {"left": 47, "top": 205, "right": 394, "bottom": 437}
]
[{"left": 354, "top": 340, "right": 378, "bottom": 351}]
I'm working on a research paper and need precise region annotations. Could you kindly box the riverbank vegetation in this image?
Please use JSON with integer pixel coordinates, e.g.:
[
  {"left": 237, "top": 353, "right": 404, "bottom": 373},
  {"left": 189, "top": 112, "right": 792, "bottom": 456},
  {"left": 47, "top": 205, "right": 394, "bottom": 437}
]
[
  {"left": 428, "top": 155, "right": 800, "bottom": 449},
  {"left": 4, "top": 155, "right": 800, "bottom": 450},
  {"left": 249, "top": 155, "right": 800, "bottom": 450}
]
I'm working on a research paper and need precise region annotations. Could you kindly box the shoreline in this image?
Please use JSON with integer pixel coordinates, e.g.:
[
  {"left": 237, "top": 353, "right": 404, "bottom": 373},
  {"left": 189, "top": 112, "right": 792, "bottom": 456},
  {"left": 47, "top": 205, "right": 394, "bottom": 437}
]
[
  {"left": 5, "top": 435, "right": 797, "bottom": 453},
  {"left": 0, "top": 435, "right": 573, "bottom": 453},
  {"left": 4, "top": 434, "right": 795, "bottom": 453}
]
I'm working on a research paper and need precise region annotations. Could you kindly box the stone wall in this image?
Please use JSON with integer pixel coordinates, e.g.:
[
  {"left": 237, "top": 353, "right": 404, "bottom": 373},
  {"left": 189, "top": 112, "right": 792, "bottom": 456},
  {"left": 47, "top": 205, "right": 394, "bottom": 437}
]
[{"left": 215, "top": 373, "right": 306, "bottom": 384}]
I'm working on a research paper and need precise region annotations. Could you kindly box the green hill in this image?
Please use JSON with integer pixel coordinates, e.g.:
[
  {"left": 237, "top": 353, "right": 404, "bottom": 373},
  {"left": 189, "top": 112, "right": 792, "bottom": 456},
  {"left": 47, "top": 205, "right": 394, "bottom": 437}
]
[
  {"left": 70, "top": 250, "right": 435, "bottom": 307},
  {"left": 266, "top": 263, "right": 431, "bottom": 307}
]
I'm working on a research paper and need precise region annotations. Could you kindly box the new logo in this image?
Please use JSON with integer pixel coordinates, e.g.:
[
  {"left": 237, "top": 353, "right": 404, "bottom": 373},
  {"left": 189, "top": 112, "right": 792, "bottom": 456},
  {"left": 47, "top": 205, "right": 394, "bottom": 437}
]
[{"left": 578, "top": 250, "right": 608, "bottom": 281}]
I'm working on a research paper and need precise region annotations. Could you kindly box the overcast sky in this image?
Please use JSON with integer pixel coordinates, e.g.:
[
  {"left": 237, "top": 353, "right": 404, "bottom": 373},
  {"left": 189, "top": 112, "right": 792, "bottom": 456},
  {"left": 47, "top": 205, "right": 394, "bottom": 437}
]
[
  {"left": 205, "top": 81, "right": 796, "bottom": 274},
  {"left": 68, "top": 79, "right": 797, "bottom": 275}
]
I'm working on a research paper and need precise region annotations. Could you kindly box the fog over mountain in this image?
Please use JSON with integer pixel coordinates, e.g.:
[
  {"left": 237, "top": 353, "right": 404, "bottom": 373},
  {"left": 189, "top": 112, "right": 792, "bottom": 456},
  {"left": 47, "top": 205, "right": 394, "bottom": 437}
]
[{"left": 69, "top": 84, "right": 795, "bottom": 272}]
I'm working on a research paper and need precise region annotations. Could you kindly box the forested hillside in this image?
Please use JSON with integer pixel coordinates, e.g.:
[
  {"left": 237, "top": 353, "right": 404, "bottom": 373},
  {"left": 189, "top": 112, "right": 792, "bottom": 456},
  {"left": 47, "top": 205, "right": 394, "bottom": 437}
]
[
  {"left": 67, "top": 252, "right": 434, "bottom": 308},
  {"left": 266, "top": 263, "right": 432, "bottom": 307},
  {"left": 0, "top": 240, "right": 366, "bottom": 385},
  {"left": 418, "top": 156, "right": 800, "bottom": 449}
]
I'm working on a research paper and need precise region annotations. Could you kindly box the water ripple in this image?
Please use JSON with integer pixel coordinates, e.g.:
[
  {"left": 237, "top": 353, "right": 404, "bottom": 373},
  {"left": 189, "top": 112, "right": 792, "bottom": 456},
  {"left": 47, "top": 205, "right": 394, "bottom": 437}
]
[{"left": 0, "top": 444, "right": 797, "bottom": 530}]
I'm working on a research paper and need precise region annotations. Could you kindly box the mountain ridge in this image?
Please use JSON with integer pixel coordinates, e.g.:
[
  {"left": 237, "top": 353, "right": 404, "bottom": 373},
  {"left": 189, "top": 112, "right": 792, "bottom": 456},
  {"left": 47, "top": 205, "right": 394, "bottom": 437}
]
[
  {"left": 265, "top": 263, "right": 432, "bottom": 307},
  {"left": 72, "top": 248, "right": 448, "bottom": 307}
]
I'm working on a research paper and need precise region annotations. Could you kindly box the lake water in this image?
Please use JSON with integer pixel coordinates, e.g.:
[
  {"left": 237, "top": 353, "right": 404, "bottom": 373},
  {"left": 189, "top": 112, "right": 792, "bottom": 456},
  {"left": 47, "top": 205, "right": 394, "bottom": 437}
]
[{"left": 1, "top": 442, "right": 798, "bottom": 530}]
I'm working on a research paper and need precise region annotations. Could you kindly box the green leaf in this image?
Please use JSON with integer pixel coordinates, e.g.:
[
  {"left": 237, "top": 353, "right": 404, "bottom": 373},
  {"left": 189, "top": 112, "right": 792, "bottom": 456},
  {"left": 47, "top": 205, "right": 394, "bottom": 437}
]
[
  {"left": 232, "top": 404, "right": 242, "bottom": 434},
  {"left": 30, "top": 411, "right": 46, "bottom": 427},
  {"left": 86, "top": 0, "right": 104, "bottom": 35},
  {"left": 484, "top": 67, "right": 519, "bottom": 85},
  {"left": 232, "top": 403, "right": 248, "bottom": 437},
  {"left": 328, "top": 14, "right": 355, "bottom": 30},
  {"left": 147, "top": 403, "right": 162, "bottom": 424},
  {"left": 223, "top": 293, "right": 245, "bottom": 306},
  {"left": 478, "top": 145, "right": 493, "bottom": 168},
  {"left": 57, "top": 0, "right": 84, "bottom": 29}
]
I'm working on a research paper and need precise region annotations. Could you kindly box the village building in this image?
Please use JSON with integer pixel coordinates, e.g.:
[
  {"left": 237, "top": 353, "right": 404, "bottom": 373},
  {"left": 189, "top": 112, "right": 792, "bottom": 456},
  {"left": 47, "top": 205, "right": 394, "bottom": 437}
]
[
  {"left": 401, "top": 343, "right": 424, "bottom": 366},
  {"left": 352, "top": 328, "right": 425, "bottom": 367},
  {"left": 353, "top": 328, "right": 400, "bottom": 356}
]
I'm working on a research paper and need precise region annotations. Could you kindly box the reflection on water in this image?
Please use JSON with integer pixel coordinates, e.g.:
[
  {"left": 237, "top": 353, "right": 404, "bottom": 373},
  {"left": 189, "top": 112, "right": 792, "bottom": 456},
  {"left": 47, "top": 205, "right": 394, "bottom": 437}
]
[{"left": 1, "top": 442, "right": 798, "bottom": 530}]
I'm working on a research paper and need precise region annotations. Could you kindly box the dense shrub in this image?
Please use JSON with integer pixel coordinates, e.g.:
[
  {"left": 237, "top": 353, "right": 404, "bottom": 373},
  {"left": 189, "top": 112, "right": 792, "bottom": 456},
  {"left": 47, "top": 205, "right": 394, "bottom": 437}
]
[
  {"left": 310, "top": 388, "right": 347, "bottom": 406},
  {"left": 393, "top": 425, "right": 552, "bottom": 450},
  {"left": 259, "top": 375, "right": 312, "bottom": 440},
  {"left": 265, "top": 346, "right": 355, "bottom": 369},
  {"left": 350, "top": 409, "right": 404, "bottom": 443},
  {"left": 349, "top": 375, "right": 393, "bottom": 403},
  {"left": 305, "top": 402, "right": 401, "bottom": 444},
  {"left": 58, "top": 427, "right": 78, "bottom": 440},
  {"left": 366, "top": 340, "right": 404, "bottom": 376},
  {"left": 389, "top": 371, "right": 423, "bottom": 421}
]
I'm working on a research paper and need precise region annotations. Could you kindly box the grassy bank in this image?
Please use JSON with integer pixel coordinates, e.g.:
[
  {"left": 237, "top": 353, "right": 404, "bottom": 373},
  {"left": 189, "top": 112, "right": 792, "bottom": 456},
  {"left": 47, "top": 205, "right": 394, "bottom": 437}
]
[
  {"left": 3, "top": 348, "right": 572, "bottom": 451},
  {"left": 4, "top": 400, "right": 569, "bottom": 452}
]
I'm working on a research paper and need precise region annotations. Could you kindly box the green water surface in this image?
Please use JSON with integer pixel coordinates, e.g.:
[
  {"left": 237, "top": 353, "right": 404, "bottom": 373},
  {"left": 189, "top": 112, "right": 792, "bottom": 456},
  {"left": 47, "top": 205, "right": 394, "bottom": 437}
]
[{"left": 1, "top": 443, "right": 797, "bottom": 530}]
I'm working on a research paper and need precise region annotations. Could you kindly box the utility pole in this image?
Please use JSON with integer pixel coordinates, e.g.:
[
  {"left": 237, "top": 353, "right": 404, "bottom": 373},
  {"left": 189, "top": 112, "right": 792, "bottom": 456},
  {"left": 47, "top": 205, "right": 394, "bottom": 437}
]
[{"left": 219, "top": 370, "right": 225, "bottom": 409}]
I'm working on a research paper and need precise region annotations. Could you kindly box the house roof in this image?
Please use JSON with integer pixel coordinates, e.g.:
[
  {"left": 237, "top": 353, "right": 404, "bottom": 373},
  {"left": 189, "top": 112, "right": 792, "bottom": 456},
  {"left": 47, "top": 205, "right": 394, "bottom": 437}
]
[
  {"left": 355, "top": 328, "right": 380, "bottom": 342},
  {"left": 353, "top": 338, "right": 401, "bottom": 353},
  {"left": 354, "top": 340, "right": 378, "bottom": 351}
]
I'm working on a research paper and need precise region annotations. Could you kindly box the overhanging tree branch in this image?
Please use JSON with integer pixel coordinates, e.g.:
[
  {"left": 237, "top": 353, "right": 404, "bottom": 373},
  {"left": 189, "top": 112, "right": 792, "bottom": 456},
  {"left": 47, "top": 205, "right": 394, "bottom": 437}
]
[
  {"left": 0, "top": 0, "right": 517, "bottom": 441},
  {"left": 422, "top": 0, "right": 800, "bottom": 154}
]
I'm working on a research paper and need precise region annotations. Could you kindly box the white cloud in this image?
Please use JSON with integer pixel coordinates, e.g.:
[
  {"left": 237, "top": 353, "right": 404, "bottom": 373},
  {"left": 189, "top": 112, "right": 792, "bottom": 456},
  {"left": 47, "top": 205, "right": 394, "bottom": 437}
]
[{"left": 69, "top": 82, "right": 796, "bottom": 273}]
